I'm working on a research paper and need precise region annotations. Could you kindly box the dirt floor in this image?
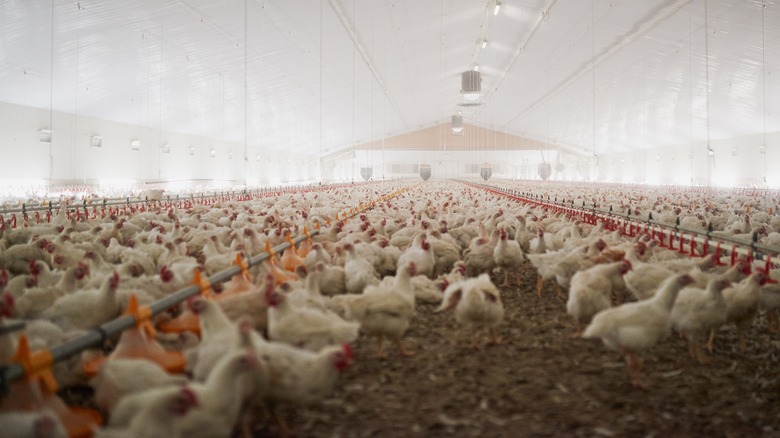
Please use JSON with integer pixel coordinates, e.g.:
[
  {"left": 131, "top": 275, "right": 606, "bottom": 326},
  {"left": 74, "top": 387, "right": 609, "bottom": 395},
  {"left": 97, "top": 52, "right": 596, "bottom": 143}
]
[
  {"left": 59, "top": 258, "right": 780, "bottom": 437},
  {"left": 272, "top": 259, "right": 780, "bottom": 438}
]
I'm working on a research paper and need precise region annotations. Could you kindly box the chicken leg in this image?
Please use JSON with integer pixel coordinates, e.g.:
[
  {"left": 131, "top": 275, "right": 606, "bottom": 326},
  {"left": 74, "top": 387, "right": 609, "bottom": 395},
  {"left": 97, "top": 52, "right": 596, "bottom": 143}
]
[
  {"left": 374, "top": 335, "right": 387, "bottom": 359},
  {"left": 625, "top": 351, "right": 647, "bottom": 389},
  {"left": 535, "top": 275, "right": 545, "bottom": 298},
  {"left": 500, "top": 269, "right": 510, "bottom": 288},
  {"left": 767, "top": 310, "right": 779, "bottom": 333}
]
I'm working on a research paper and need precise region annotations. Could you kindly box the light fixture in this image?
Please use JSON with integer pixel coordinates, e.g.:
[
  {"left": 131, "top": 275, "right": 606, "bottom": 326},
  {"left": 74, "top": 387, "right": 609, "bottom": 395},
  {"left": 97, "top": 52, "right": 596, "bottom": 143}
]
[
  {"left": 209, "top": 148, "right": 216, "bottom": 158},
  {"left": 130, "top": 140, "right": 140, "bottom": 151},
  {"left": 481, "top": 39, "right": 488, "bottom": 49},
  {"left": 90, "top": 135, "right": 102, "bottom": 148},
  {"left": 189, "top": 145, "right": 196, "bottom": 156},
  {"left": 474, "top": 65, "right": 480, "bottom": 72},
  {"left": 39, "top": 129, "right": 52, "bottom": 144},
  {"left": 161, "top": 143, "right": 171, "bottom": 154},
  {"left": 228, "top": 151, "right": 233, "bottom": 159},
  {"left": 493, "top": 1, "right": 502, "bottom": 16},
  {"left": 256, "top": 154, "right": 261, "bottom": 161}
]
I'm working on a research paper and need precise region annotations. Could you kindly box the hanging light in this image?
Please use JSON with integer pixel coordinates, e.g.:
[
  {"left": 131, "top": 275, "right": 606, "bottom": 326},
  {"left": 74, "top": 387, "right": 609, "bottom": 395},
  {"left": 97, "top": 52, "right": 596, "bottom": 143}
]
[
  {"left": 493, "top": 1, "right": 502, "bottom": 16},
  {"left": 481, "top": 39, "right": 488, "bottom": 49}
]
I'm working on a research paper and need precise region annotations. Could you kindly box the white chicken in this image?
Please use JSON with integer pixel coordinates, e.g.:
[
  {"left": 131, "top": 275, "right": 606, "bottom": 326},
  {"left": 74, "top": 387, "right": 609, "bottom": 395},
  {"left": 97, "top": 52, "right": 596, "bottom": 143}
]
[
  {"left": 583, "top": 273, "right": 695, "bottom": 388},
  {"left": 493, "top": 227, "right": 524, "bottom": 287},
  {"left": 90, "top": 358, "right": 188, "bottom": 413},
  {"left": 248, "top": 339, "right": 353, "bottom": 436},
  {"left": 332, "top": 263, "right": 417, "bottom": 358},
  {"left": 566, "top": 260, "right": 632, "bottom": 335},
  {"left": 343, "top": 242, "right": 380, "bottom": 294},
  {"left": 14, "top": 263, "right": 90, "bottom": 319},
  {"left": 670, "top": 277, "right": 731, "bottom": 363},
  {"left": 43, "top": 271, "right": 121, "bottom": 331},
  {"left": 177, "top": 349, "right": 267, "bottom": 438},
  {"left": 396, "top": 233, "right": 436, "bottom": 279},
  {"left": 721, "top": 272, "right": 767, "bottom": 352},
  {"left": 100, "top": 385, "right": 200, "bottom": 437},
  {"left": 0, "top": 411, "right": 68, "bottom": 438},
  {"left": 436, "top": 273, "right": 504, "bottom": 349},
  {"left": 265, "top": 281, "right": 359, "bottom": 351}
]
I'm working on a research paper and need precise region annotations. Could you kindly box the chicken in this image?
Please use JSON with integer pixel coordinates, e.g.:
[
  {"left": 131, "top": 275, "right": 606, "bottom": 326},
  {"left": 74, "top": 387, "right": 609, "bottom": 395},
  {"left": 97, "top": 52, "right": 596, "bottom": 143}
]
[
  {"left": 100, "top": 385, "right": 200, "bottom": 437},
  {"left": 0, "top": 411, "right": 68, "bottom": 438},
  {"left": 249, "top": 339, "right": 353, "bottom": 436},
  {"left": 90, "top": 358, "right": 188, "bottom": 413},
  {"left": 463, "top": 229, "right": 498, "bottom": 277},
  {"left": 266, "top": 281, "right": 359, "bottom": 351},
  {"left": 343, "top": 242, "right": 380, "bottom": 294},
  {"left": 184, "top": 297, "right": 243, "bottom": 381},
  {"left": 14, "top": 263, "right": 90, "bottom": 318},
  {"left": 721, "top": 272, "right": 767, "bottom": 352},
  {"left": 566, "top": 260, "right": 632, "bottom": 335},
  {"left": 4, "top": 260, "right": 46, "bottom": 297},
  {"left": 583, "top": 273, "right": 695, "bottom": 388},
  {"left": 0, "top": 238, "right": 51, "bottom": 274},
  {"left": 436, "top": 273, "right": 504, "bottom": 349},
  {"left": 396, "top": 233, "right": 436, "bottom": 279},
  {"left": 332, "top": 263, "right": 417, "bottom": 358},
  {"left": 493, "top": 227, "right": 524, "bottom": 287},
  {"left": 177, "top": 349, "right": 267, "bottom": 438},
  {"left": 760, "top": 278, "right": 780, "bottom": 333},
  {"left": 304, "top": 243, "right": 331, "bottom": 270},
  {"left": 42, "top": 271, "right": 121, "bottom": 331},
  {"left": 670, "top": 277, "right": 731, "bottom": 363}
]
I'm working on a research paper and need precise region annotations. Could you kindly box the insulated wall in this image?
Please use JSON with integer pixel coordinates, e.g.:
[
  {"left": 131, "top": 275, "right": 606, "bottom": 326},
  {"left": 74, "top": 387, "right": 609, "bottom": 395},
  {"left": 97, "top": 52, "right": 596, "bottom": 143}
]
[{"left": 0, "top": 101, "right": 319, "bottom": 189}]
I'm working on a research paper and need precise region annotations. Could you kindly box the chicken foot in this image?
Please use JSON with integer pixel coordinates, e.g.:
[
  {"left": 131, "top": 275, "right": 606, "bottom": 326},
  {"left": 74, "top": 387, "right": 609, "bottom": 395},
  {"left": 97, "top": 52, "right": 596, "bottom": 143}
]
[
  {"left": 486, "top": 327, "right": 503, "bottom": 346},
  {"left": 393, "top": 339, "right": 415, "bottom": 357},
  {"left": 687, "top": 339, "right": 709, "bottom": 364}
]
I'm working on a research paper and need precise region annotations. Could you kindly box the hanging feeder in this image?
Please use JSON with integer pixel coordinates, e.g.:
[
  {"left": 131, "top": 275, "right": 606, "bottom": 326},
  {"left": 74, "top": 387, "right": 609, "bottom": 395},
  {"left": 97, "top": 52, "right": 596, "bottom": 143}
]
[
  {"left": 480, "top": 162, "right": 492, "bottom": 181},
  {"left": 360, "top": 167, "right": 373, "bottom": 181},
  {"left": 419, "top": 163, "right": 432, "bottom": 181},
  {"left": 538, "top": 162, "right": 552, "bottom": 180}
]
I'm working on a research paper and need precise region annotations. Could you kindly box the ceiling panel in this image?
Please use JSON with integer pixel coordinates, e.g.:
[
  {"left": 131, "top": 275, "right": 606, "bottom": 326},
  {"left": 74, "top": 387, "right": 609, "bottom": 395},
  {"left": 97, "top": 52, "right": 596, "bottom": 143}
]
[{"left": 0, "top": 0, "right": 778, "bottom": 158}]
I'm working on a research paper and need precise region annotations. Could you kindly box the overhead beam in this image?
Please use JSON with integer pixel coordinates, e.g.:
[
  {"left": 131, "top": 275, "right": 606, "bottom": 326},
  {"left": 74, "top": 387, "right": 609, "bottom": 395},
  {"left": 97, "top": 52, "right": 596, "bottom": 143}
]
[{"left": 327, "top": 0, "right": 410, "bottom": 132}]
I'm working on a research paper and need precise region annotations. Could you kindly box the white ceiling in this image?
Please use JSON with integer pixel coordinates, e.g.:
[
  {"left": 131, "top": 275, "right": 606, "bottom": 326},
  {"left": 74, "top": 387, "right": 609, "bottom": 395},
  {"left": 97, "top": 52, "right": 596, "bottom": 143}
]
[{"left": 0, "top": 0, "right": 778, "bottom": 157}]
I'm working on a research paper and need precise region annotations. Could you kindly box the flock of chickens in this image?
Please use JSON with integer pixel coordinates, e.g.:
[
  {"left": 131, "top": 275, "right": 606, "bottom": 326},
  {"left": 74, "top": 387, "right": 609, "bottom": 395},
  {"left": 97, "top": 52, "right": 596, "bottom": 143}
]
[{"left": 0, "top": 179, "right": 778, "bottom": 436}]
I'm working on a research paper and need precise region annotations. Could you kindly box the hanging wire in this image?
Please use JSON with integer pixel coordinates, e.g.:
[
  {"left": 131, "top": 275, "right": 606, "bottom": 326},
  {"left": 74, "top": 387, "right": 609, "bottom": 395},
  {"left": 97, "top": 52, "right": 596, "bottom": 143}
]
[
  {"left": 704, "top": 0, "right": 712, "bottom": 185},
  {"left": 591, "top": 0, "right": 597, "bottom": 171},
  {"left": 688, "top": 1, "right": 694, "bottom": 185},
  {"left": 158, "top": 1, "right": 164, "bottom": 180},
  {"left": 761, "top": 0, "right": 767, "bottom": 187},
  {"left": 48, "top": 0, "right": 55, "bottom": 184},
  {"left": 320, "top": 0, "right": 324, "bottom": 180},
  {"left": 74, "top": 2, "right": 82, "bottom": 183},
  {"left": 243, "top": 0, "right": 248, "bottom": 185}
]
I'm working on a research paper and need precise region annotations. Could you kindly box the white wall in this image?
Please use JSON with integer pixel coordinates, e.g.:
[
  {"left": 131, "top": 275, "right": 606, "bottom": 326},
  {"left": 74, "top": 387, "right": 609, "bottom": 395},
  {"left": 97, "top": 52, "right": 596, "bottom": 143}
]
[
  {"left": 327, "top": 149, "right": 585, "bottom": 182},
  {"left": 595, "top": 132, "right": 779, "bottom": 187},
  {"left": 0, "top": 101, "right": 320, "bottom": 189}
]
